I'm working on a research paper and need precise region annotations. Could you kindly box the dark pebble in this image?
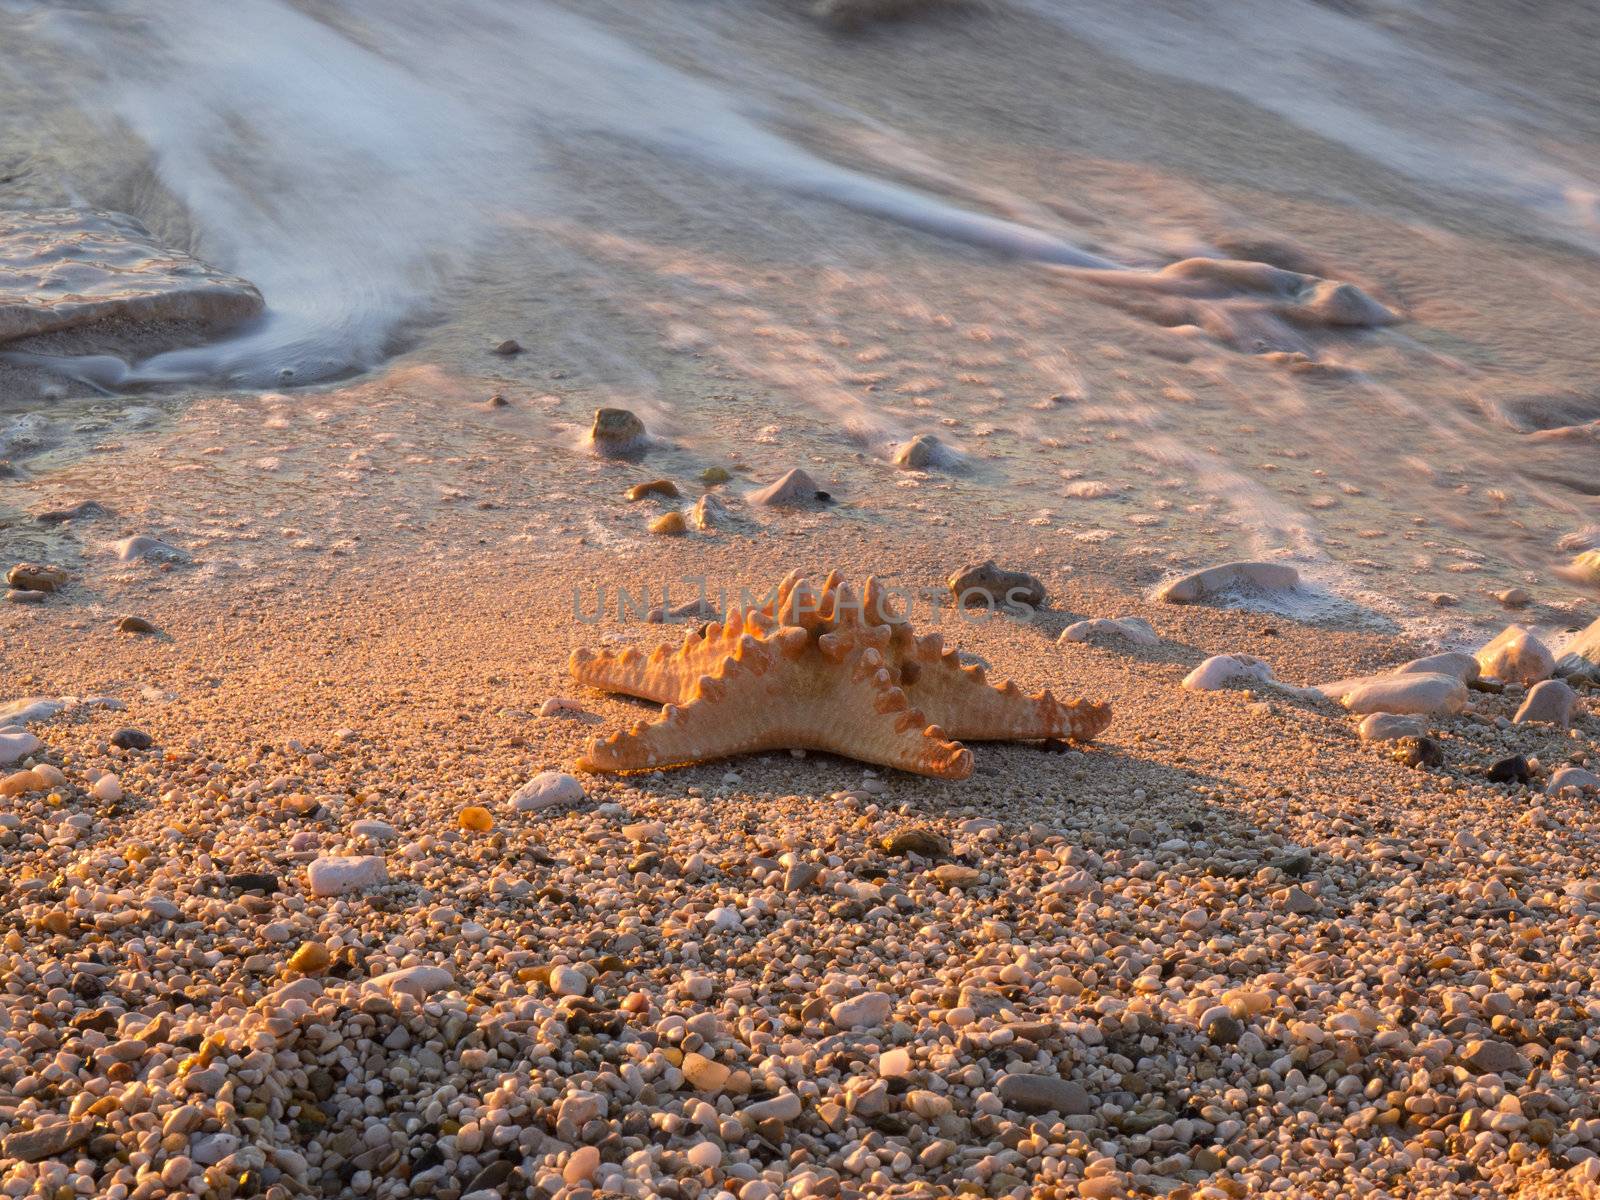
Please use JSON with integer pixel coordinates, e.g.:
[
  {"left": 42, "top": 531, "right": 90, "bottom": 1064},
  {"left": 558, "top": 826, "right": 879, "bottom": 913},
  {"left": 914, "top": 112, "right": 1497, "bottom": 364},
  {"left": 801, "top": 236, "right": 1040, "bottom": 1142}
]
[
  {"left": 1487, "top": 754, "right": 1531, "bottom": 785},
  {"left": 110, "top": 728, "right": 153, "bottom": 750}
]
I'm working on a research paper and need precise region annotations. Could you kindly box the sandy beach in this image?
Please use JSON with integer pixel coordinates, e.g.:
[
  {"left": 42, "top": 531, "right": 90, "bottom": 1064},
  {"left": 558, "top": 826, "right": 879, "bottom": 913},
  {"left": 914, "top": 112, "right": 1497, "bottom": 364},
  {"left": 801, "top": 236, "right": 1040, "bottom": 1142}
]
[{"left": 2, "top": 1, "right": 1600, "bottom": 1198}]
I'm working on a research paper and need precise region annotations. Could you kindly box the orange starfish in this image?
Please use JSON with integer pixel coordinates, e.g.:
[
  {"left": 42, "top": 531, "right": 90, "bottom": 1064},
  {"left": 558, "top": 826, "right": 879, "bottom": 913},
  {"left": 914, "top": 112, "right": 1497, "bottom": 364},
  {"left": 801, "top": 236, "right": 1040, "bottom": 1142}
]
[{"left": 569, "top": 571, "right": 1111, "bottom": 779}]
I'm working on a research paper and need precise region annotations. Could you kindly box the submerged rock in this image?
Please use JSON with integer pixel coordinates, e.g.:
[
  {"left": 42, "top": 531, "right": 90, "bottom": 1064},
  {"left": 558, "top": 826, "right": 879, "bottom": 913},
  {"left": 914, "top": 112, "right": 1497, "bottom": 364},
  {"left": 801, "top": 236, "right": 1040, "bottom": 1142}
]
[
  {"left": 1156, "top": 560, "right": 1299, "bottom": 604},
  {"left": 0, "top": 209, "right": 262, "bottom": 345},
  {"left": 1476, "top": 625, "right": 1554, "bottom": 685},
  {"left": 749, "top": 468, "right": 826, "bottom": 507}
]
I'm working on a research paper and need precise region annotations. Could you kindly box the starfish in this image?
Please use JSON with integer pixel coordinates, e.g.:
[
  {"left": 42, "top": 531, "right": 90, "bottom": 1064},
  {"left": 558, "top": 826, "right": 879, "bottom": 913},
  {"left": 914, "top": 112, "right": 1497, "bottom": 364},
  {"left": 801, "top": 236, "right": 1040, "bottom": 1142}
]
[{"left": 569, "top": 571, "right": 1112, "bottom": 779}]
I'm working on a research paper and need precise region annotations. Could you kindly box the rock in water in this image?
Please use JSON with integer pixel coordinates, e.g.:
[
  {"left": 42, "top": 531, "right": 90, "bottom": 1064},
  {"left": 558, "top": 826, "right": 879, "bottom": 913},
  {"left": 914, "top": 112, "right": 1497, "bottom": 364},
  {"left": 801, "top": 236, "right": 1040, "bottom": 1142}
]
[
  {"left": 1556, "top": 616, "right": 1600, "bottom": 679},
  {"left": 893, "top": 433, "right": 941, "bottom": 469},
  {"left": 689, "top": 494, "right": 729, "bottom": 531},
  {"left": 0, "top": 209, "right": 263, "bottom": 345},
  {"left": 947, "top": 560, "right": 1047, "bottom": 609},
  {"left": 1513, "top": 679, "right": 1578, "bottom": 727},
  {"left": 590, "top": 408, "right": 648, "bottom": 456},
  {"left": 111, "top": 535, "right": 188, "bottom": 563},
  {"left": 1476, "top": 625, "right": 1554, "bottom": 685},
  {"left": 749, "top": 468, "right": 825, "bottom": 507},
  {"left": 6, "top": 563, "right": 68, "bottom": 592},
  {"left": 1182, "top": 654, "right": 1274, "bottom": 691},
  {"left": 1156, "top": 560, "right": 1299, "bottom": 604}
]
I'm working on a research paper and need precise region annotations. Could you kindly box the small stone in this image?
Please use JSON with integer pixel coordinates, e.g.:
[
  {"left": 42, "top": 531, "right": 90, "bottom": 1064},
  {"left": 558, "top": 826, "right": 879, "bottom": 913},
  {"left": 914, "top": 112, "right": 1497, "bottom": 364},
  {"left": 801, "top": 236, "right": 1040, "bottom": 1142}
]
[
  {"left": 831, "top": 991, "right": 892, "bottom": 1029},
  {"left": 110, "top": 727, "right": 153, "bottom": 750},
  {"left": 686, "top": 1142, "right": 722, "bottom": 1170},
  {"left": 90, "top": 773, "right": 123, "bottom": 801},
  {"left": 1058, "top": 616, "right": 1159, "bottom": 647},
  {"left": 1205, "top": 1014, "right": 1244, "bottom": 1044},
  {"left": 700, "top": 466, "right": 731, "bottom": 485},
  {"left": 996, "top": 1074, "right": 1094, "bottom": 1115},
  {"left": 650, "top": 510, "right": 688, "bottom": 536},
  {"left": 782, "top": 862, "right": 820, "bottom": 892},
  {"left": 1462, "top": 1039, "right": 1529, "bottom": 1077},
  {"left": 458, "top": 805, "right": 495, "bottom": 832},
  {"left": 931, "top": 863, "right": 981, "bottom": 889},
  {"left": 880, "top": 827, "right": 950, "bottom": 857},
  {"left": 564, "top": 1146, "right": 600, "bottom": 1186},
  {"left": 590, "top": 407, "right": 647, "bottom": 455},
  {"left": 492, "top": 338, "right": 522, "bottom": 355},
  {"left": 749, "top": 468, "right": 826, "bottom": 507},
  {"left": 1329, "top": 673, "right": 1467, "bottom": 716},
  {"left": 510, "top": 770, "right": 585, "bottom": 812},
  {"left": 189, "top": 1131, "right": 241, "bottom": 1166},
  {"left": 116, "top": 615, "right": 157, "bottom": 633},
  {"left": 906, "top": 1090, "right": 953, "bottom": 1119},
  {"left": 0, "top": 729, "right": 43, "bottom": 766},
  {"left": 1183, "top": 654, "right": 1274, "bottom": 691},
  {"left": 549, "top": 965, "right": 588, "bottom": 997},
  {"left": 877, "top": 1048, "right": 913, "bottom": 1077},
  {"left": 5, "top": 588, "right": 43, "bottom": 604},
  {"left": 1357, "top": 712, "right": 1425, "bottom": 744},
  {"left": 626, "top": 479, "right": 680, "bottom": 501},
  {"left": 682, "top": 1052, "right": 732, "bottom": 1092},
  {"left": 287, "top": 941, "right": 332, "bottom": 975},
  {"left": 1282, "top": 886, "right": 1320, "bottom": 914},
  {"left": 6, "top": 562, "right": 69, "bottom": 592},
  {"left": 1477, "top": 625, "right": 1555, "bottom": 685},
  {"left": 371, "top": 965, "right": 452, "bottom": 1000},
  {"left": 1156, "top": 560, "right": 1299, "bottom": 604},
  {"left": 948, "top": 560, "right": 1046, "bottom": 609},
  {"left": 1392, "top": 736, "right": 1444, "bottom": 769},
  {"left": 224, "top": 872, "right": 280, "bottom": 893},
  {"left": 690, "top": 494, "right": 729, "bottom": 531},
  {"left": 1514, "top": 679, "right": 1578, "bottom": 726},
  {"left": 34, "top": 500, "right": 108, "bottom": 525},
  {"left": 1555, "top": 615, "right": 1600, "bottom": 677},
  {"left": 1547, "top": 766, "right": 1600, "bottom": 795},
  {"left": 351, "top": 819, "right": 398, "bottom": 841},
  {"left": 893, "top": 433, "right": 941, "bottom": 469},
  {"left": 0, "top": 769, "right": 44, "bottom": 797},
  {"left": 3, "top": 1119, "right": 92, "bottom": 1162},
  {"left": 743, "top": 1092, "right": 802, "bottom": 1123},
  {"left": 1487, "top": 755, "right": 1531, "bottom": 785},
  {"left": 1394, "top": 651, "right": 1479, "bottom": 680},
  {"left": 1496, "top": 587, "right": 1532, "bottom": 609},
  {"left": 306, "top": 855, "right": 387, "bottom": 897}
]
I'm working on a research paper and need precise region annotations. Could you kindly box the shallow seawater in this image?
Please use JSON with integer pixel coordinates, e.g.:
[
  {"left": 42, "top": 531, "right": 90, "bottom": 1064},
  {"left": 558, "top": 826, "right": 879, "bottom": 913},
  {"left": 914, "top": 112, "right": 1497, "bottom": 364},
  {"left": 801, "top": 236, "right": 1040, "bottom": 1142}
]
[{"left": 1, "top": 0, "right": 1597, "bottom": 645}]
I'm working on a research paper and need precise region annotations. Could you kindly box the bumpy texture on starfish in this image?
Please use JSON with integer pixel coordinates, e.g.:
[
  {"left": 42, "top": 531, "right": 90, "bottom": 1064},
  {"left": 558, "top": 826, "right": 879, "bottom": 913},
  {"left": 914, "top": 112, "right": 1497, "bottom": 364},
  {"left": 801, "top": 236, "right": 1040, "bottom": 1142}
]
[{"left": 569, "top": 571, "right": 1112, "bottom": 779}]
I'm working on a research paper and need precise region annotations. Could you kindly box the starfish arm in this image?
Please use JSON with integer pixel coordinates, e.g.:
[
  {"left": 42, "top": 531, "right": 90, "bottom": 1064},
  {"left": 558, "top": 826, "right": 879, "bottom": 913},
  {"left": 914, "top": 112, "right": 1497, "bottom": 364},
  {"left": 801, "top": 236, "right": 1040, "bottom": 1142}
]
[
  {"left": 577, "top": 645, "right": 973, "bottom": 779},
  {"left": 898, "top": 633, "right": 1112, "bottom": 743},
  {"left": 569, "top": 609, "right": 778, "bottom": 705}
]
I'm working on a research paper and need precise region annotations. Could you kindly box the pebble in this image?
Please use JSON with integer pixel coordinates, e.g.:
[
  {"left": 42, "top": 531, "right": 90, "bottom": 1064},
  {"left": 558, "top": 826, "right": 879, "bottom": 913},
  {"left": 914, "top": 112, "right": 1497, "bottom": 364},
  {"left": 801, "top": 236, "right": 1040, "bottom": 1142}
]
[
  {"left": 1155, "top": 560, "right": 1299, "bottom": 603},
  {"left": 996, "top": 1073, "right": 1095, "bottom": 1115},
  {"left": 6, "top": 562, "right": 69, "bottom": 592},
  {"left": 510, "top": 770, "right": 586, "bottom": 811},
  {"left": 1487, "top": 754, "right": 1531, "bottom": 784},
  {"left": 626, "top": 478, "right": 680, "bottom": 501},
  {"left": 1182, "top": 654, "right": 1274, "bottom": 691},
  {"left": 1392, "top": 735, "right": 1444, "bottom": 769},
  {"left": 1, "top": 1119, "right": 91, "bottom": 1162},
  {"left": 110, "top": 726, "right": 153, "bottom": 750},
  {"left": 830, "top": 991, "right": 892, "bottom": 1030},
  {"left": 564, "top": 1145, "right": 600, "bottom": 1186},
  {"left": 306, "top": 854, "right": 388, "bottom": 897},
  {"left": 1463, "top": 1039, "right": 1529, "bottom": 1077},
  {"left": 5, "top": 587, "right": 43, "bottom": 604},
  {"left": 590, "top": 407, "right": 648, "bottom": 455},
  {"left": 1514, "top": 678, "right": 1578, "bottom": 726},
  {"left": 892, "top": 433, "right": 941, "bottom": 469},
  {"left": 371, "top": 965, "right": 453, "bottom": 1000},
  {"left": 947, "top": 559, "right": 1047, "bottom": 608},
  {"left": 1477, "top": 624, "right": 1555, "bottom": 685},
  {"left": 1357, "top": 712, "right": 1425, "bottom": 743},
  {"left": 690, "top": 493, "right": 729, "bottom": 531},
  {"left": 1394, "top": 651, "right": 1479, "bottom": 680},
  {"left": 650, "top": 510, "right": 688, "bottom": 536},
  {"left": 116, "top": 614, "right": 157, "bottom": 633},
  {"left": 0, "top": 729, "right": 42, "bottom": 765},
  {"left": 748, "top": 467, "right": 825, "bottom": 507},
  {"left": 880, "top": 827, "right": 950, "bottom": 857},
  {"left": 351, "top": 818, "right": 398, "bottom": 841},
  {"left": 492, "top": 338, "right": 522, "bottom": 355},
  {"left": 1556, "top": 615, "right": 1600, "bottom": 678},
  {"left": 549, "top": 965, "right": 589, "bottom": 996},
  {"left": 1548, "top": 766, "right": 1600, "bottom": 795},
  {"left": 458, "top": 805, "right": 495, "bottom": 832},
  {"left": 90, "top": 773, "right": 123, "bottom": 801},
  {"left": 287, "top": 941, "right": 332, "bottom": 974},
  {"left": 1058, "top": 616, "right": 1159, "bottom": 647},
  {"left": 1496, "top": 586, "right": 1532, "bottom": 608}
]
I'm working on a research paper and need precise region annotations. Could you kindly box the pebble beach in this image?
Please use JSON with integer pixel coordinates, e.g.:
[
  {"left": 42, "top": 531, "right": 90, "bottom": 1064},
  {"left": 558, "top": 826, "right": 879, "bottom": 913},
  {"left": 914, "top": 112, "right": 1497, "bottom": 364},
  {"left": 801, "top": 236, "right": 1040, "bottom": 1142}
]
[{"left": 3, "top": 1, "right": 1600, "bottom": 1198}]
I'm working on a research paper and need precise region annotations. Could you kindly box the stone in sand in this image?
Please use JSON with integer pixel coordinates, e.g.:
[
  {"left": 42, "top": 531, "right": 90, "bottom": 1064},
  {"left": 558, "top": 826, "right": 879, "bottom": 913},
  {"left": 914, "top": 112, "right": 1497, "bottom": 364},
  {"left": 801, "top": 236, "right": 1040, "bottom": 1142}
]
[
  {"left": 33, "top": 500, "right": 109, "bottom": 525},
  {"left": 830, "top": 991, "right": 892, "bottom": 1029},
  {"left": 492, "top": 339, "right": 522, "bottom": 355},
  {"left": 371, "top": 965, "right": 452, "bottom": 1001},
  {"left": 1331, "top": 673, "right": 1467, "bottom": 716},
  {"left": 947, "top": 560, "right": 1047, "bottom": 608},
  {"left": 306, "top": 855, "right": 388, "bottom": 897},
  {"left": 510, "top": 770, "right": 585, "bottom": 812},
  {"left": 1495, "top": 587, "right": 1532, "bottom": 609},
  {"left": 626, "top": 479, "right": 679, "bottom": 501},
  {"left": 0, "top": 209, "right": 262, "bottom": 345},
  {"left": 1358, "top": 713, "right": 1424, "bottom": 744},
  {"left": 689, "top": 494, "right": 729, "bottom": 531},
  {"left": 1395, "top": 652, "right": 1478, "bottom": 681},
  {"left": 1556, "top": 616, "right": 1600, "bottom": 679},
  {"left": 590, "top": 408, "right": 648, "bottom": 456},
  {"left": 5, "top": 589, "right": 43, "bottom": 605},
  {"left": 117, "top": 615, "right": 157, "bottom": 634},
  {"left": 1059, "top": 616, "right": 1158, "bottom": 647},
  {"left": 1514, "top": 679, "right": 1578, "bottom": 727},
  {"left": 6, "top": 563, "right": 68, "bottom": 592},
  {"left": 1182, "top": 654, "right": 1274, "bottom": 692},
  {"left": 649, "top": 511, "right": 688, "bottom": 536},
  {"left": 893, "top": 434, "right": 941, "bottom": 469},
  {"left": 112, "top": 535, "right": 188, "bottom": 563},
  {"left": 0, "top": 730, "right": 42, "bottom": 766},
  {"left": 1476, "top": 625, "right": 1554, "bottom": 685},
  {"left": 1547, "top": 766, "right": 1600, "bottom": 796},
  {"left": 1156, "top": 560, "right": 1299, "bottom": 604},
  {"left": 749, "top": 468, "right": 825, "bottom": 507}
]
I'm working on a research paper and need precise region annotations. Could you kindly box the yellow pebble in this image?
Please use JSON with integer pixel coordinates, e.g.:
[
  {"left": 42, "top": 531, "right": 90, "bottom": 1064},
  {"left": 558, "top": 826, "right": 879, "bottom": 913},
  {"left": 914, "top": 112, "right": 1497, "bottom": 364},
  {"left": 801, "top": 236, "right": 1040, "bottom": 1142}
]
[
  {"left": 0, "top": 769, "right": 43, "bottom": 797},
  {"left": 459, "top": 806, "right": 494, "bottom": 832},
  {"left": 287, "top": 941, "right": 332, "bottom": 975},
  {"left": 649, "top": 511, "right": 687, "bottom": 536}
]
